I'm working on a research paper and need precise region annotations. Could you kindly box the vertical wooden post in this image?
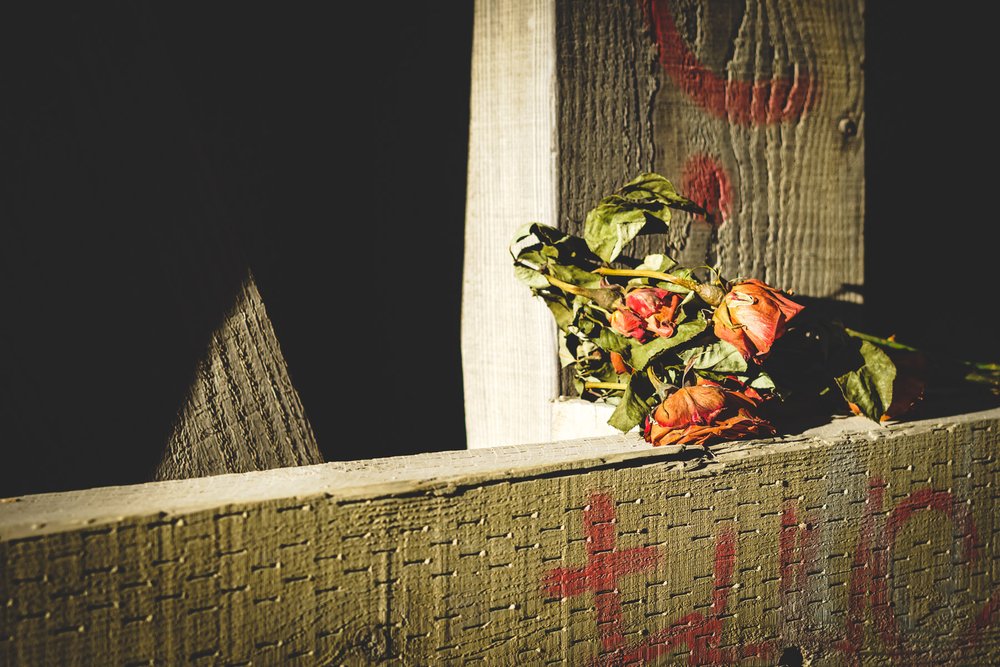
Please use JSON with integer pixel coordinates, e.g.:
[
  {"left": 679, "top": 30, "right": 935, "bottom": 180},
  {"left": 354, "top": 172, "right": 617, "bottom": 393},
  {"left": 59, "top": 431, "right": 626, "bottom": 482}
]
[{"left": 462, "top": 0, "right": 560, "bottom": 449}]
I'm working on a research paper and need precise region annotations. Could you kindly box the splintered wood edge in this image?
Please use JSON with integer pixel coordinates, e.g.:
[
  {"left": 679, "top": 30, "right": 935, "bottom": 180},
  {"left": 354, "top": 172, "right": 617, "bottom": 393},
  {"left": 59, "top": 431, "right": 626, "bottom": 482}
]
[{"left": 2, "top": 408, "right": 997, "bottom": 541}]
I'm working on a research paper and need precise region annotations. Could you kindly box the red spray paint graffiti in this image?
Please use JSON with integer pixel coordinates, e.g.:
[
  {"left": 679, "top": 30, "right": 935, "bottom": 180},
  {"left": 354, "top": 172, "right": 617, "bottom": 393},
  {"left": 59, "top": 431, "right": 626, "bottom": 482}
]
[
  {"left": 680, "top": 154, "right": 731, "bottom": 226},
  {"left": 543, "top": 482, "right": 996, "bottom": 665},
  {"left": 778, "top": 500, "right": 818, "bottom": 609},
  {"left": 645, "top": 0, "right": 815, "bottom": 125},
  {"left": 542, "top": 493, "right": 662, "bottom": 651},
  {"left": 837, "top": 479, "right": 981, "bottom": 665}
]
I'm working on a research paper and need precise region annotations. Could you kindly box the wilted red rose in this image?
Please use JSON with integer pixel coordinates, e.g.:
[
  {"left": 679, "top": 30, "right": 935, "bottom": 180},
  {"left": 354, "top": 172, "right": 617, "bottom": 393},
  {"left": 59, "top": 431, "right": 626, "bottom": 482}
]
[
  {"left": 713, "top": 279, "right": 804, "bottom": 362},
  {"left": 612, "top": 288, "right": 683, "bottom": 342},
  {"left": 643, "top": 383, "right": 775, "bottom": 447},
  {"left": 625, "top": 288, "right": 671, "bottom": 319},
  {"left": 610, "top": 308, "right": 647, "bottom": 341}
]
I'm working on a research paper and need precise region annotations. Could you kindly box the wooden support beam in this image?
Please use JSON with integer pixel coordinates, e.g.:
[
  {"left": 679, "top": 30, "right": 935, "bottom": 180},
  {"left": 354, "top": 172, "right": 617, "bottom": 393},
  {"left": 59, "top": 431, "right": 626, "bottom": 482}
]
[
  {"left": 4, "top": 409, "right": 999, "bottom": 664},
  {"left": 462, "top": 0, "right": 560, "bottom": 449}
]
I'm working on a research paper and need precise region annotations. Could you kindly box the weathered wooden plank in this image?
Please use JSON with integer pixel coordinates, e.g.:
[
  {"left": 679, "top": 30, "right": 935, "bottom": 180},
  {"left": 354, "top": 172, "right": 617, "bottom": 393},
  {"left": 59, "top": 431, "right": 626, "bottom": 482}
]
[
  {"left": 557, "top": 0, "right": 864, "bottom": 297},
  {"left": 154, "top": 275, "right": 323, "bottom": 480},
  {"left": 462, "top": 0, "right": 560, "bottom": 448},
  {"left": 555, "top": 0, "right": 658, "bottom": 248},
  {"left": 3, "top": 409, "right": 999, "bottom": 664},
  {"left": 644, "top": 0, "right": 865, "bottom": 297}
]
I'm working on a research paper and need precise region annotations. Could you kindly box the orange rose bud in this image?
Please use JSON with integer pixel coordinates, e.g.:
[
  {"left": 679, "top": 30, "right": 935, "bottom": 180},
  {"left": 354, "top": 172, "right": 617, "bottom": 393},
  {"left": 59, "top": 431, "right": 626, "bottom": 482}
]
[
  {"left": 643, "top": 384, "right": 774, "bottom": 447},
  {"left": 652, "top": 385, "right": 727, "bottom": 428},
  {"left": 610, "top": 308, "right": 647, "bottom": 341},
  {"left": 610, "top": 351, "right": 632, "bottom": 375},
  {"left": 713, "top": 279, "right": 804, "bottom": 362}
]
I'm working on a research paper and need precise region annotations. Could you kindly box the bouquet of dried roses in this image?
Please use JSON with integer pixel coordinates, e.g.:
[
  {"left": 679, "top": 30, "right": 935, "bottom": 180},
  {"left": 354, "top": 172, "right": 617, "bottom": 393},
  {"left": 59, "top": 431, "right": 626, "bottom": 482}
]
[{"left": 512, "top": 173, "right": 998, "bottom": 447}]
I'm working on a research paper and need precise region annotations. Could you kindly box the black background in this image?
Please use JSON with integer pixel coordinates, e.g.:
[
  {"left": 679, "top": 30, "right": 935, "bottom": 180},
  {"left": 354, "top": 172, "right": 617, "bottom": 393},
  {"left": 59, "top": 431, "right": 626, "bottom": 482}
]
[{"left": 1, "top": 3, "right": 996, "bottom": 496}]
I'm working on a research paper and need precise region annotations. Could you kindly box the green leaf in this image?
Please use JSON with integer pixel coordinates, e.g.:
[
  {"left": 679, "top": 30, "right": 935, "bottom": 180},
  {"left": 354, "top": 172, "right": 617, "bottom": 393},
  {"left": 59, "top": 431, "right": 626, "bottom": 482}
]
[
  {"left": 620, "top": 173, "right": 706, "bottom": 213},
  {"left": 514, "top": 264, "right": 550, "bottom": 289},
  {"left": 584, "top": 201, "right": 650, "bottom": 263},
  {"left": 583, "top": 173, "right": 704, "bottom": 263},
  {"left": 608, "top": 374, "right": 657, "bottom": 432},
  {"left": 549, "top": 263, "right": 603, "bottom": 289},
  {"left": 628, "top": 315, "right": 708, "bottom": 370},
  {"left": 677, "top": 340, "right": 748, "bottom": 373},
  {"left": 542, "top": 297, "right": 574, "bottom": 331},
  {"left": 594, "top": 327, "right": 632, "bottom": 355},
  {"left": 750, "top": 372, "right": 776, "bottom": 390},
  {"left": 511, "top": 223, "right": 603, "bottom": 278},
  {"left": 834, "top": 340, "right": 897, "bottom": 422}
]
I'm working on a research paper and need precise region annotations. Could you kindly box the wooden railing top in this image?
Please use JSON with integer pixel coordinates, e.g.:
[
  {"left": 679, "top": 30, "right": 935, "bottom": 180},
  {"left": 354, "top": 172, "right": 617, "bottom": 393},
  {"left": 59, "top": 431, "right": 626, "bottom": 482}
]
[{"left": 4, "top": 408, "right": 995, "bottom": 542}]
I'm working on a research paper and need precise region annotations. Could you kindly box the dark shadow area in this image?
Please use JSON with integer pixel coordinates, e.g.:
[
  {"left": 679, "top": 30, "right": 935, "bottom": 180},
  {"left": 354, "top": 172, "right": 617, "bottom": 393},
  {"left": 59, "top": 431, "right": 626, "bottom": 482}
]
[
  {"left": 1, "top": 3, "right": 471, "bottom": 496},
  {"left": 0, "top": 4, "right": 250, "bottom": 496},
  {"left": 150, "top": 3, "right": 472, "bottom": 464},
  {"left": 865, "top": 5, "right": 999, "bottom": 362}
]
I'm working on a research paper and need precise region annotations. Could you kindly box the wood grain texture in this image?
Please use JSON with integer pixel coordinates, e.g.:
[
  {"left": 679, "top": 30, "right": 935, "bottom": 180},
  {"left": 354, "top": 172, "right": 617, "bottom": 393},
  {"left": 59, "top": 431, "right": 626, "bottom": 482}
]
[
  {"left": 555, "top": 0, "right": 658, "bottom": 239},
  {"left": 3, "top": 409, "right": 1000, "bottom": 665},
  {"left": 154, "top": 275, "right": 323, "bottom": 480},
  {"left": 462, "top": 0, "right": 560, "bottom": 448},
  {"left": 647, "top": 0, "right": 865, "bottom": 297}
]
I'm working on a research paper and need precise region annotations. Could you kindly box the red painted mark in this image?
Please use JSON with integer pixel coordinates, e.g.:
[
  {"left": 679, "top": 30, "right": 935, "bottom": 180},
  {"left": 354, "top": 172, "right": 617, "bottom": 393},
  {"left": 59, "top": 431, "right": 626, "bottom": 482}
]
[
  {"left": 680, "top": 154, "right": 731, "bottom": 226},
  {"left": 544, "top": 485, "right": 994, "bottom": 664},
  {"left": 965, "top": 593, "right": 1000, "bottom": 657},
  {"left": 838, "top": 479, "right": 980, "bottom": 665},
  {"left": 542, "top": 493, "right": 662, "bottom": 652},
  {"left": 645, "top": 0, "right": 815, "bottom": 125},
  {"left": 778, "top": 501, "right": 818, "bottom": 603},
  {"left": 592, "top": 529, "right": 775, "bottom": 666}
]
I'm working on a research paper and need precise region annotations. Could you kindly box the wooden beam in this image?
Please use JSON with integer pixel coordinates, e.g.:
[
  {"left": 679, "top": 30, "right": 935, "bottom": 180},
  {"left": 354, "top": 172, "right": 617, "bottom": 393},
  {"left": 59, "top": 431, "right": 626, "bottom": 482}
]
[
  {"left": 4, "top": 409, "right": 999, "bottom": 664},
  {"left": 154, "top": 275, "right": 323, "bottom": 480},
  {"left": 462, "top": 0, "right": 560, "bottom": 448}
]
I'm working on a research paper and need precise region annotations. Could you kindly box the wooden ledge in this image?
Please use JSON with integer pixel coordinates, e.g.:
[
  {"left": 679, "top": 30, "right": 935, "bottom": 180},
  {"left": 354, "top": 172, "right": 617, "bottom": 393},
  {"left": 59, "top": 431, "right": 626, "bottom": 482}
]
[
  {"left": 1, "top": 408, "right": 996, "bottom": 541},
  {"left": 3, "top": 408, "right": 999, "bottom": 665}
]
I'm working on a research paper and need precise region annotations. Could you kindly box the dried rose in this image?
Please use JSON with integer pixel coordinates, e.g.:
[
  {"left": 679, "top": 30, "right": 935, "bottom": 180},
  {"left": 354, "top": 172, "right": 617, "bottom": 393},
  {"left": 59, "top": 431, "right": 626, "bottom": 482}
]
[
  {"left": 625, "top": 288, "right": 671, "bottom": 319},
  {"left": 644, "top": 410, "right": 776, "bottom": 447},
  {"left": 610, "top": 351, "right": 632, "bottom": 375},
  {"left": 651, "top": 384, "right": 728, "bottom": 428},
  {"left": 713, "top": 279, "right": 804, "bottom": 362},
  {"left": 643, "top": 383, "right": 775, "bottom": 447},
  {"left": 610, "top": 308, "right": 647, "bottom": 341},
  {"left": 612, "top": 288, "right": 683, "bottom": 342}
]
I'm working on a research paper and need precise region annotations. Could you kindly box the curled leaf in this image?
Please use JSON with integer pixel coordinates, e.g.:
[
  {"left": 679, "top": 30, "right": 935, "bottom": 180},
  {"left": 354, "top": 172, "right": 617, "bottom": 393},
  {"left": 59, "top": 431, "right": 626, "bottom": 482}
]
[{"left": 584, "top": 173, "right": 704, "bottom": 262}]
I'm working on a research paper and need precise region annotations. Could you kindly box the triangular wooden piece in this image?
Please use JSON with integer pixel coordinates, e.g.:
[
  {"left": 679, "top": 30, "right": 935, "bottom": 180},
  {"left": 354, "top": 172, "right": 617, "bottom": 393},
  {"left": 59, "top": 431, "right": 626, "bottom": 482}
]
[{"left": 154, "top": 274, "right": 323, "bottom": 480}]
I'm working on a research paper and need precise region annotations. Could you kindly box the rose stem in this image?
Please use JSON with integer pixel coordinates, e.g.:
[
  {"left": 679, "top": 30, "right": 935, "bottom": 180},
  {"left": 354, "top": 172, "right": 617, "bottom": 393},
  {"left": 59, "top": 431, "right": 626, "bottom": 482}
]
[
  {"left": 544, "top": 274, "right": 587, "bottom": 296},
  {"left": 592, "top": 267, "right": 698, "bottom": 291},
  {"left": 584, "top": 381, "right": 628, "bottom": 391}
]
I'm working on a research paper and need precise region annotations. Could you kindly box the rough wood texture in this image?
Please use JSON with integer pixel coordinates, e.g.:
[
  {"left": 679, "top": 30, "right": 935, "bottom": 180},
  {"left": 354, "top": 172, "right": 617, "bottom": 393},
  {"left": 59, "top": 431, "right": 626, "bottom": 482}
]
[
  {"left": 556, "top": 0, "right": 864, "bottom": 297},
  {"left": 154, "top": 275, "right": 323, "bottom": 480},
  {"left": 646, "top": 0, "right": 865, "bottom": 297},
  {"left": 462, "top": 0, "right": 560, "bottom": 448},
  {"left": 4, "top": 409, "right": 999, "bottom": 665},
  {"left": 556, "top": 0, "right": 658, "bottom": 240}
]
